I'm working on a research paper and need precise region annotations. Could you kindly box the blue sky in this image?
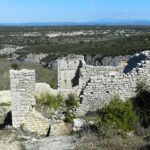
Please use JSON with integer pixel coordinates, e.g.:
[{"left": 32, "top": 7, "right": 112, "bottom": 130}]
[{"left": 0, "top": 0, "right": 150, "bottom": 23}]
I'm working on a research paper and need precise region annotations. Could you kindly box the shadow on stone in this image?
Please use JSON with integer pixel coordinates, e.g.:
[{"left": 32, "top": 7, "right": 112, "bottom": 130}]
[
  {"left": 140, "top": 143, "right": 150, "bottom": 150},
  {"left": 123, "top": 54, "right": 146, "bottom": 73},
  {"left": 45, "top": 126, "right": 51, "bottom": 137},
  {"left": 0, "top": 111, "right": 12, "bottom": 129},
  {"left": 72, "top": 60, "right": 83, "bottom": 87}
]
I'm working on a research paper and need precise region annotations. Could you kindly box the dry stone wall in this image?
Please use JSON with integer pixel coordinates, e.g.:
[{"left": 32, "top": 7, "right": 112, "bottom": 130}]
[
  {"left": 77, "top": 59, "right": 150, "bottom": 115},
  {"left": 10, "top": 69, "right": 36, "bottom": 128},
  {"left": 79, "top": 65, "right": 123, "bottom": 89},
  {"left": 57, "top": 55, "right": 84, "bottom": 89},
  {"left": 10, "top": 69, "right": 49, "bottom": 135},
  {"left": 8, "top": 51, "right": 150, "bottom": 130}
]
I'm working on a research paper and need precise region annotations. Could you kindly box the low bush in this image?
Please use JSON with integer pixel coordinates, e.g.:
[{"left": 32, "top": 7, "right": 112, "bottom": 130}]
[
  {"left": 36, "top": 93, "right": 64, "bottom": 110},
  {"left": 63, "top": 93, "right": 79, "bottom": 123},
  {"left": 64, "top": 112, "right": 75, "bottom": 123},
  {"left": 65, "top": 93, "right": 78, "bottom": 110},
  {"left": 133, "top": 82, "right": 150, "bottom": 128},
  {"left": 11, "top": 63, "right": 19, "bottom": 70},
  {"left": 95, "top": 96, "right": 138, "bottom": 132}
]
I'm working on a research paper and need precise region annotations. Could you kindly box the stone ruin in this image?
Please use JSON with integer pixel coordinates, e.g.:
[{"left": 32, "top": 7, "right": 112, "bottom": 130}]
[
  {"left": 56, "top": 55, "right": 84, "bottom": 89},
  {"left": 8, "top": 50, "right": 150, "bottom": 134},
  {"left": 55, "top": 51, "right": 150, "bottom": 115},
  {"left": 10, "top": 69, "right": 49, "bottom": 135}
]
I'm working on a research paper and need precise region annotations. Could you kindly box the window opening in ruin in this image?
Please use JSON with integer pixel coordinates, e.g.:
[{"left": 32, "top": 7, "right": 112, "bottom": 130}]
[
  {"left": 106, "top": 91, "right": 110, "bottom": 94},
  {"left": 0, "top": 111, "right": 12, "bottom": 129},
  {"left": 65, "top": 80, "right": 67, "bottom": 84}
]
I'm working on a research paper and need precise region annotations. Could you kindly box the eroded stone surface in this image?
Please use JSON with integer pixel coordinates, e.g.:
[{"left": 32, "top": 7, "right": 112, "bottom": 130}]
[
  {"left": 24, "top": 135, "right": 80, "bottom": 150},
  {"left": 77, "top": 51, "right": 150, "bottom": 115},
  {"left": 10, "top": 69, "right": 50, "bottom": 135},
  {"left": 50, "top": 122, "right": 72, "bottom": 136},
  {"left": 73, "top": 118, "right": 86, "bottom": 132}
]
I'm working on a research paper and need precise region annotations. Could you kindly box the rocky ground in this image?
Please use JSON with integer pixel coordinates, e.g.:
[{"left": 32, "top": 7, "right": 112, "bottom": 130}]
[
  {"left": 0, "top": 103, "right": 149, "bottom": 150},
  {"left": 0, "top": 127, "right": 81, "bottom": 150},
  {"left": 0, "top": 103, "right": 81, "bottom": 150},
  {"left": 24, "top": 135, "right": 80, "bottom": 150}
]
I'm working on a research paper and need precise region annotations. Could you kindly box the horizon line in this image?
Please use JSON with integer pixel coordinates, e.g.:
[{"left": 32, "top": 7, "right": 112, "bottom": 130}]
[{"left": 1, "top": 18, "right": 150, "bottom": 24}]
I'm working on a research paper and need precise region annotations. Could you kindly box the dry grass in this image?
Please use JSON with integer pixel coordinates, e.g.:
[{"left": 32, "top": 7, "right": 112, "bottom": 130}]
[
  {"left": 0, "top": 58, "right": 57, "bottom": 90},
  {"left": 76, "top": 128, "right": 146, "bottom": 150}
]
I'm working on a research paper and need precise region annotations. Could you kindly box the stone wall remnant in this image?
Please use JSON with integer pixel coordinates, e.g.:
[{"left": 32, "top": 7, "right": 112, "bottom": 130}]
[
  {"left": 57, "top": 55, "right": 85, "bottom": 89},
  {"left": 10, "top": 69, "right": 36, "bottom": 128},
  {"left": 8, "top": 50, "right": 150, "bottom": 129},
  {"left": 10, "top": 69, "right": 49, "bottom": 135},
  {"left": 76, "top": 51, "right": 150, "bottom": 115}
]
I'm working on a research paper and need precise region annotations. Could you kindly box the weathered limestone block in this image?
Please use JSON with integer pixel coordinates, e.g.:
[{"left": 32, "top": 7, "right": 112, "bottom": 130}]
[
  {"left": 73, "top": 118, "right": 86, "bottom": 132},
  {"left": 50, "top": 122, "right": 72, "bottom": 136}
]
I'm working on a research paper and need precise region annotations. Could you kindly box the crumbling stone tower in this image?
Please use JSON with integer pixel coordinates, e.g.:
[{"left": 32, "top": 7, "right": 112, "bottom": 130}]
[
  {"left": 57, "top": 55, "right": 85, "bottom": 89},
  {"left": 10, "top": 69, "right": 36, "bottom": 128},
  {"left": 10, "top": 69, "right": 49, "bottom": 135}
]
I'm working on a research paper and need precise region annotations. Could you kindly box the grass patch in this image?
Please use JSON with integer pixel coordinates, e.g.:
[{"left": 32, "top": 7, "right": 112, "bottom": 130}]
[
  {"left": 65, "top": 93, "right": 78, "bottom": 110},
  {"left": 64, "top": 93, "right": 79, "bottom": 123},
  {"left": 0, "top": 103, "right": 10, "bottom": 106},
  {"left": 36, "top": 93, "right": 64, "bottom": 110},
  {"left": 0, "top": 58, "right": 57, "bottom": 90}
]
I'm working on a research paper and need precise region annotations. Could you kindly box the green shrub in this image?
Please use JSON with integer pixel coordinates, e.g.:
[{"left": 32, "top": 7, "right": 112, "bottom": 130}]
[
  {"left": 64, "top": 112, "right": 75, "bottom": 123},
  {"left": 63, "top": 93, "right": 78, "bottom": 123},
  {"left": 133, "top": 82, "right": 150, "bottom": 128},
  {"left": 36, "top": 93, "right": 64, "bottom": 110},
  {"left": 65, "top": 93, "right": 78, "bottom": 110},
  {"left": 96, "top": 96, "right": 138, "bottom": 131},
  {"left": 11, "top": 63, "right": 19, "bottom": 70}
]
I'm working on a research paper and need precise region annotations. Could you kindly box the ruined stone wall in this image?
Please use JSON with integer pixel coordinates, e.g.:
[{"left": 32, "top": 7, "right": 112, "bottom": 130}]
[
  {"left": 10, "top": 69, "right": 36, "bottom": 128},
  {"left": 77, "top": 60, "right": 150, "bottom": 115},
  {"left": 9, "top": 51, "right": 150, "bottom": 128},
  {"left": 79, "top": 65, "right": 123, "bottom": 88},
  {"left": 10, "top": 69, "right": 49, "bottom": 135},
  {"left": 57, "top": 55, "right": 85, "bottom": 89}
]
